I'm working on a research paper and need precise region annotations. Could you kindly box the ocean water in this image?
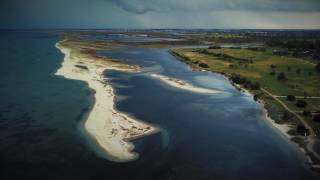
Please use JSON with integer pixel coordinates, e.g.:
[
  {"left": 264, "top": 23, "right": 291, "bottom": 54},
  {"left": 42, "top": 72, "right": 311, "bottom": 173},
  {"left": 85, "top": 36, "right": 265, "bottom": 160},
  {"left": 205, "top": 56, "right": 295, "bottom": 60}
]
[{"left": 0, "top": 31, "right": 318, "bottom": 180}]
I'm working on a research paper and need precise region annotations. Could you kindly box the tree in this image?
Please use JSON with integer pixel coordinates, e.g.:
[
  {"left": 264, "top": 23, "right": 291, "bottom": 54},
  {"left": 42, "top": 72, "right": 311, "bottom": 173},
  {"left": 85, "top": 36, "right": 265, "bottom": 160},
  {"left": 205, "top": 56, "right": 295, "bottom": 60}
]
[
  {"left": 251, "top": 82, "right": 261, "bottom": 90},
  {"left": 270, "top": 64, "right": 277, "bottom": 69},
  {"left": 277, "top": 72, "right": 287, "bottom": 81},
  {"left": 286, "top": 95, "right": 296, "bottom": 101},
  {"left": 313, "top": 114, "right": 320, "bottom": 122},
  {"left": 296, "top": 124, "right": 309, "bottom": 136},
  {"left": 316, "top": 63, "right": 320, "bottom": 73},
  {"left": 287, "top": 66, "right": 291, "bottom": 72},
  {"left": 282, "top": 110, "right": 290, "bottom": 120},
  {"left": 296, "top": 100, "right": 307, "bottom": 108},
  {"left": 302, "top": 110, "right": 311, "bottom": 116},
  {"left": 270, "top": 71, "right": 276, "bottom": 76}
]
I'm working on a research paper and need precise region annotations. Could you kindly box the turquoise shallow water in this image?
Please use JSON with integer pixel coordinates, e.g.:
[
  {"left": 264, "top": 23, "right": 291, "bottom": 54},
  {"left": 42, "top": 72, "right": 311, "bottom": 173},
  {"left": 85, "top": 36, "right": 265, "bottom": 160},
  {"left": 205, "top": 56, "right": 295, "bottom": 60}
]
[{"left": 0, "top": 31, "right": 319, "bottom": 180}]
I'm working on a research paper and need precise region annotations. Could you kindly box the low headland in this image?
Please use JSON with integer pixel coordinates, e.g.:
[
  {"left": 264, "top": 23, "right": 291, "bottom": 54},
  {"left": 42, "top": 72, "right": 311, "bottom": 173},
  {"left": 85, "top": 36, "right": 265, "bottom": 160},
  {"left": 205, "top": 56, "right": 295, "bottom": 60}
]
[{"left": 55, "top": 37, "right": 159, "bottom": 162}]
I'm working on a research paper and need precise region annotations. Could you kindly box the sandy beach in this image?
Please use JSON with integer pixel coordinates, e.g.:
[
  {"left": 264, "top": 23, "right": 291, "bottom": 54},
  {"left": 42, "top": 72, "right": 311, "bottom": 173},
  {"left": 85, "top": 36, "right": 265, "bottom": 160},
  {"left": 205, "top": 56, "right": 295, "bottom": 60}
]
[
  {"left": 55, "top": 40, "right": 159, "bottom": 162},
  {"left": 150, "top": 73, "right": 220, "bottom": 94}
]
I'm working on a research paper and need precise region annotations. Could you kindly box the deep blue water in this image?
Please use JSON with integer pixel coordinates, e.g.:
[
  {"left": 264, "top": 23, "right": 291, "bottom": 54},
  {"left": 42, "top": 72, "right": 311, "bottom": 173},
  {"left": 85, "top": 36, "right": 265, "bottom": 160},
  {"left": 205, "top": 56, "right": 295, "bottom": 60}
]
[{"left": 0, "top": 31, "right": 318, "bottom": 180}]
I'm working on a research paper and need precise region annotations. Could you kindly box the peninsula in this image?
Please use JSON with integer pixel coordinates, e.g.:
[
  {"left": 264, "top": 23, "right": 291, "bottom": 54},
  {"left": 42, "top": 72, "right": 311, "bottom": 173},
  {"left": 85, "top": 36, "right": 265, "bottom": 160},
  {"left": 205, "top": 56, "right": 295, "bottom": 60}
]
[{"left": 55, "top": 37, "right": 159, "bottom": 162}]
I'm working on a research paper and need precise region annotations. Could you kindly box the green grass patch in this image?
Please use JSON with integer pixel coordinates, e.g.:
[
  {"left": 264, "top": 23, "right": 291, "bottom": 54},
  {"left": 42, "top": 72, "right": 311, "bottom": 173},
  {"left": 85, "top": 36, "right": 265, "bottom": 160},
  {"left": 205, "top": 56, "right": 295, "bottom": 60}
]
[{"left": 170, "top": 47, "right": 320, "bottom": 135}]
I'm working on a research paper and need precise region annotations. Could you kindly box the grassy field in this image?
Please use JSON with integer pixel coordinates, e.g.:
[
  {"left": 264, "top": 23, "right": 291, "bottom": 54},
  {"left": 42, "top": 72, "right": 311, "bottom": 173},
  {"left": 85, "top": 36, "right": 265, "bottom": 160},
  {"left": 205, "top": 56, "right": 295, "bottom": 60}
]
[{"left": 171, "top": 47, "right": 320, "bottom": 135}]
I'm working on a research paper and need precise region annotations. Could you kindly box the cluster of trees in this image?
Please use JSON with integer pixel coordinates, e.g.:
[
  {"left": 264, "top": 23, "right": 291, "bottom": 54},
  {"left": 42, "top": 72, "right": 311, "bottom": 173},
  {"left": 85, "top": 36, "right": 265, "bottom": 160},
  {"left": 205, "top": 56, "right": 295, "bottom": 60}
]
[
  {"left": 296, "top": 124, "right": 310, "bottom": 136},
  {"left": 296, "top": 100, "right": 308, "bottom": 108},
  {"left": 270, "top": 65, "right": 312, "bottom": 82},
  {"left": 196, "top": 49, "right": 252, "bottom": 64},
  {"left": 286, "top": 40, "right": 320, "bottom": 50},
  {"left": 270, "top": 64, "right": 310, "bottom": 82},
  {"left": 248, "top": 47, "right": 266, "bottom": 51},
  {"left": 286, "top": 95, "right": 308, "bottom": 108},
  {"left": 269, "top": 64, "right": 289, "bottom": 81},
  {"left": 266, "top": 40, "right": 320, "bottom": 61},
  {"left": 282, "top": 110, "right": 291, "bottom": 120},
  {"left": 266, "top": 40, "right": 320, "bottom": 50},
  {"left": 230, "top": 74, "right": 260, "bottom": 90},
  {"left": 208, "top": 46, "right": 221, "bottom": 49},
  {"left": 302, "top": 111, "right": 320, "bottom": 123}
]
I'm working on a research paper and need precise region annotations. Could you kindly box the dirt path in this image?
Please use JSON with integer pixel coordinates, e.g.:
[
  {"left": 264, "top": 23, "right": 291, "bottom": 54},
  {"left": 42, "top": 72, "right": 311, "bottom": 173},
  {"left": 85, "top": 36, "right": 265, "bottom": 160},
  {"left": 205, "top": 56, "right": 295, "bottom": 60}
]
[
  {"left": 261, "top": 88, "right": 316, "bottom": 136},
  {"left": 275, "top": 96, "right": 320, "bottom": 99}
]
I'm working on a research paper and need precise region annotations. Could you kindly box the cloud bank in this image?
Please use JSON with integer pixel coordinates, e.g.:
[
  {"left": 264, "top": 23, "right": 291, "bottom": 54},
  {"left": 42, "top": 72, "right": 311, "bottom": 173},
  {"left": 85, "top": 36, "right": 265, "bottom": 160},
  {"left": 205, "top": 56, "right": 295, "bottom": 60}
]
[
  {"left": 1, "top": 0, "right": 320, "bottom": 29},
  {"left": 107, "top": 0, "right": 320, "bottom": 14}
]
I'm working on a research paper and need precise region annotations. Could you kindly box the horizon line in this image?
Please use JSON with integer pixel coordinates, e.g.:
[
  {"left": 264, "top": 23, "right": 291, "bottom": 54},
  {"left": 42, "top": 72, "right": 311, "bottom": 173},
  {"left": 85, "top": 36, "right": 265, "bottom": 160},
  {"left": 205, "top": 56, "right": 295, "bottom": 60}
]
[{"left": 1, "top": 28, "right": 320, "bottom": 31}]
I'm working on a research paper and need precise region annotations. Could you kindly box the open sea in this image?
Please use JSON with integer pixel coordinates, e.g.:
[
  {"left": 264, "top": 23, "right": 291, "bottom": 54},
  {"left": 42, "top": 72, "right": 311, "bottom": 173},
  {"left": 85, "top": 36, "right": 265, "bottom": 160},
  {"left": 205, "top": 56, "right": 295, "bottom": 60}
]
[{"left": 0, "top": 31, "right": 318, "bottom": 180}]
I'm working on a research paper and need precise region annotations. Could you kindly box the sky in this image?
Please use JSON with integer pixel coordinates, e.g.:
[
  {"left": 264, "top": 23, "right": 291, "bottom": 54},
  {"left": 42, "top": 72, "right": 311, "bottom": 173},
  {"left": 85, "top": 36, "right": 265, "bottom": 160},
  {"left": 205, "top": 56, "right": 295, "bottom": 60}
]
[{"left": 1, "top": 0, "right": 320, "bottom": 29}]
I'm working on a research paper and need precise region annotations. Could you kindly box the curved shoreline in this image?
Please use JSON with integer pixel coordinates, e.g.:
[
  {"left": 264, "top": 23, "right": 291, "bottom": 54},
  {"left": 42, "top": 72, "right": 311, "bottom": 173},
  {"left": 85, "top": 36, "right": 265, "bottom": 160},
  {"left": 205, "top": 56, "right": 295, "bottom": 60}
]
[
  {"left": 54, "top": 40, "right": 159, "bottom": 162},
  {"left": 169, "top": 49, "right": 320, "bottom": 170}
]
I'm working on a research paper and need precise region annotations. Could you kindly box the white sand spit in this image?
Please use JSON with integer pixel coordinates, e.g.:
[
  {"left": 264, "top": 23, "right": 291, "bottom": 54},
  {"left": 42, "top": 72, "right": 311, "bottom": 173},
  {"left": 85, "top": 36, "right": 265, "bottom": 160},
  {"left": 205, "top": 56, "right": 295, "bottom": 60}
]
[
  {"left": 150, "top": 74, "right": 220, "bottom": 94},
  {"left": 55, "top": 42, "right": 159, "bottom": 162}
]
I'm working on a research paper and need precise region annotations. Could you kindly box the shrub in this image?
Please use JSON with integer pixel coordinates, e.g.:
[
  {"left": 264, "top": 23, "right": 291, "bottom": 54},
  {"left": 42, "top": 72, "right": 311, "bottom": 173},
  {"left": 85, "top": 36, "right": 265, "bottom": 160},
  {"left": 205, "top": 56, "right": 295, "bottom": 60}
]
[
  {"left": 75, "top": 65, "right": 88, "bottom": 70},
  {"left": 208, "top": 46, "right": 221, "bottom": 49},
  {"left": 193, "top": 61, "right": 199, "bottom": 64},
  {"left": 296, "top": 124, "right": 309, "bottom": 136},
  {"left": 287, "top": 66, "right": 291, "bottom": 71},
  {"left": 230, "top": 74, "right": 249, "bottom": 85},
  {"left": 199, "top": 63, "right": 209, "bottom": 68},
  {"left": 282, "top": 110, "right": 290, "bottom": 120},
  {"left": 269, "top": 71, "right": 276, "bottom": 75},
  {"left": 286, "top": 95, "right": 296, "bottom": 101},
  {"left": 313, "top": 114, "right": 320, "bottom": 122},
  {"left": 251, "top": 82, "right": 261, "bottom": 90},
  {"left": 316, "top": 63, "right": 320, "bottom": 73},
  {"left": 270, "top": 64, "right": 277, "bottom": 69},
  {"left": 302, "top": 110, "right": 311, "bottom": 116},
  {"left": 277, "top": 72, "right": 287, "bottom": 81},
  {"left": 296, "top": 100, "right": 307, "bottom": 108}
]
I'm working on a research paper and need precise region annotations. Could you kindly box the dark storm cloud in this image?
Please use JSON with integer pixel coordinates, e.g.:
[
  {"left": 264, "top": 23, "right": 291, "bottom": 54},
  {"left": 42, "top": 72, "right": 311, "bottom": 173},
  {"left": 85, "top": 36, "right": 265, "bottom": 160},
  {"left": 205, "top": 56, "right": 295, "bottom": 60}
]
[
  {"left": 106, "top": 0, "right": 320, "bottom": 14},
  {"left": 1, "top": 0, "right": 320, "bottom": 29}
]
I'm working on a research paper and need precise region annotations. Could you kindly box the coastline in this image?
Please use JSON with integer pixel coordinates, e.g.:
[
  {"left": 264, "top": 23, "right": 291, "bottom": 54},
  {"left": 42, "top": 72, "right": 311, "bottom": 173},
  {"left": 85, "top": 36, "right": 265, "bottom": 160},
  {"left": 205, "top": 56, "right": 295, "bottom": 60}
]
[
  {"left": 169, "top": 49, "right": 320, "bottom": 170},
  {"left": 224, "top": 72, "right": 320, "bottom": 170},
  {"left": 54, "top": 40, "right": 159, "bottom": 162}
]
